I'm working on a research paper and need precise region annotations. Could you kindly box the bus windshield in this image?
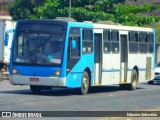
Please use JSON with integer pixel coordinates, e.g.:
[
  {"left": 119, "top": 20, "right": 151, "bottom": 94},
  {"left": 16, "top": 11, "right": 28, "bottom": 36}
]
[{"left": 13, "top": 31, "right": 66, "bottom": 66}]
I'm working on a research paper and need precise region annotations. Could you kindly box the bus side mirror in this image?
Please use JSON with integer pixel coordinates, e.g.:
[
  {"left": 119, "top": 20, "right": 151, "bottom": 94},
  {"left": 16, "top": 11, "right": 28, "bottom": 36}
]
[
  {"left": 4, "top": 32, "right": 9, "bottom": 46},
  {"left": 4, "top": 29, "right": 14, "bottom": 46},
  {"left": 71, "top": 39, "right": 76, "bottom": 50}
]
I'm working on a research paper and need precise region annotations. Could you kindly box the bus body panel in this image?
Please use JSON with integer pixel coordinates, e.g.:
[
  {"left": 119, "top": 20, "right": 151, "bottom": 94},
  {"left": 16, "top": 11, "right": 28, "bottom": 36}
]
[
  {"left": 102, "top": 54, "right": 120, "bottom": 85},
  {"left": 153, "top": 29, "right": 157, "bottom": 68},
  {"left": 93, "top": 23, "right": 155, "bottom": 85},
  {"left": 66, "top": 54, "right": 94, "bottom": 88},
  {"left": 127, "top": 53, "right": 155, "bottom": 82},
  {"left": 12, "top": 66, "right": 60, "bottom": 76},
  {"left": 10, "top": 75, "right": 66, "bottom": 86},
  {"left": 93, "top": 23, "right": 153, "bottom": 32},
  {"left": 65, "top": 22, "right": 94, "bottom": 88}
]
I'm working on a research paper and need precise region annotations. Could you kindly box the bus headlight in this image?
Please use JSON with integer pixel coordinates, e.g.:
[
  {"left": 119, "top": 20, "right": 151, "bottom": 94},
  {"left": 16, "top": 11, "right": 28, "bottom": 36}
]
[
  {"left": 51, "top": 70, "right": 61, "bottom": 77},
  {"left": 12, "top": 68, "right": 21, "bottom": 75}
]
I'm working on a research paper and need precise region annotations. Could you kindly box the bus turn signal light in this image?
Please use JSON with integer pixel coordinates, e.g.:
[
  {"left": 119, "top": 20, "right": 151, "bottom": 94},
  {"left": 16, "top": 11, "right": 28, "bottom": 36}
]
[
  {"left": 12, "top": 68, "right": 21, "bottom": 75},
  {"left": 51, "top": 70, "right": 61, "bottom": 77}
]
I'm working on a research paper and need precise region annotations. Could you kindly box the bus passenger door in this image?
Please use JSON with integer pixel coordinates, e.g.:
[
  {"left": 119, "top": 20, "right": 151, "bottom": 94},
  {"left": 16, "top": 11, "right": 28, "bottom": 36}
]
[
  {"left": 120, "top": 32, "right": 128, "bottom": 83},
  {"left": 94, "top": 33, "right": 102, "bottom": 85}
]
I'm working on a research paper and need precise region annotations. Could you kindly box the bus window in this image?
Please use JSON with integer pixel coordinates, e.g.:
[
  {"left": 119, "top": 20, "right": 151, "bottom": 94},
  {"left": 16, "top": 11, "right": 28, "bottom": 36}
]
[
  {"left": 111, "top": 30, "right": 119, "bottom": 53},
  {"left": 14, "top": 31, "right": 65, "bottom": 65},
  {"left": 69, "top": 27, "right": 80, "bottom": 58},
  {"left": 129, "top": 31, "right": 138, "bottom": 53},
  {"left": 17, "top": 34, "right": 23, "bottom": 57},
  {"left": 70, "top": 37, "right": 80, "bottom": 58},
  {"left": 67, "top": 27, "right": 81, "bottom": 72},
  {"left": 139, "top": 32, "right": 148, "bottom": 53},
  {"left": 82, "top": 29, "right": 93, "bottom": 53},
  {"left": 103, "top": 30, "right": 111, "bottom": 53},
  {"left": 147, "top": 33, "right": 154, "bottom": 53},
  {"left": 69, "top": 27, "right": 80, "bottom": 36}
]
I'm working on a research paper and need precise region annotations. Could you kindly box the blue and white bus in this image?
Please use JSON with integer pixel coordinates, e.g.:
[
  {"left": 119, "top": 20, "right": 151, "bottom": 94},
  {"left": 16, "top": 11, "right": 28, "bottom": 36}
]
[{"left": 9, "top": 19, "right": 156, "bottom": 95}]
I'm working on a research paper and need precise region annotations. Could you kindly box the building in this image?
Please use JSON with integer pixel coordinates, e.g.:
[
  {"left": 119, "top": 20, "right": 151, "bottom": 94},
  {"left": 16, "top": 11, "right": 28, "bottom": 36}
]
[{"left": 0, "top": 0, "right": 13, "bottom": 20}]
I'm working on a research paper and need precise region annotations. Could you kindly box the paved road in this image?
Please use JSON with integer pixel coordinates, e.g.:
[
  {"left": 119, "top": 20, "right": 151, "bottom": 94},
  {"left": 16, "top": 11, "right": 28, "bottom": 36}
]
[{"left": 0, "top": 79, "right": 160, "bottom": 119}]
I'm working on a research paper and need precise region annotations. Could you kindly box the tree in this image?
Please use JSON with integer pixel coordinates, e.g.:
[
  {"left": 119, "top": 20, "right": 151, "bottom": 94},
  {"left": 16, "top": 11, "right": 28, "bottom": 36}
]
[
  {"left": 9, "top": 0, "right": 46, "bottom": 20},
  {"left": 9, "top": 0, "right": 160, "bottom": 26},
  {"left": 112, "top": 3, "right": 160, "bottom": 25},
  {"left": 32, "top": 0, "right": 59, "bottom": 19}
]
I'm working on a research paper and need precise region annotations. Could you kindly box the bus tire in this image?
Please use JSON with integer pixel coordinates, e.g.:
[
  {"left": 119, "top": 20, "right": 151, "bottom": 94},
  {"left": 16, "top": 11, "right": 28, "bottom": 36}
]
[
  {"left": 80, "top": 71, "right": 90, "bottom": 95},
  {"left": 30, "top": 85, "right": 41, "bottom": 93},
  {"left": 128, "top": 69, "right": 138, "bottom": 90}
]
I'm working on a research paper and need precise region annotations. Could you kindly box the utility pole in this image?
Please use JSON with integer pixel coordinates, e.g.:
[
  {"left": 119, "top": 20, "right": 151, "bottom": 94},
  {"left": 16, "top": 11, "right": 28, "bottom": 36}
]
[{"left": 69, "top": 0, "right": 71, "bottom": 18}]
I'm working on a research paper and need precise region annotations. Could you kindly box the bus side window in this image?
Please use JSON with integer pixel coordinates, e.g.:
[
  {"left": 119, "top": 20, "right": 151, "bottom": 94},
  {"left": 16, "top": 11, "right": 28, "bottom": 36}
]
[
  {"left": 103, "top": 30, "right": 111, "bottom": 53},
  {"left": 111, "top": 30, "right": 119, "bottom": 53},
  {"left": 82, "top": 29, "right": 93, "bottom": 53},
  {"left": 68, "top": 27, "right": 80, "bottom": 58},
  {"left": 139, "top": 32, "right": 148, "bottom": 53},
  {"left": 129, "top": 31, "right": 138, "bottom": 53},
  {"left": 70, "top": 37, "right": 80, "bottom": 58},
  {"left": 147, "top": 33, "right": 154, "bottom": 53}
]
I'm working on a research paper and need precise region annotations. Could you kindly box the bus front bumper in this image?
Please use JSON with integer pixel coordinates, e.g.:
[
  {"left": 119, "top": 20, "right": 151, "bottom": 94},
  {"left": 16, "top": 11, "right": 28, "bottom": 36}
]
[{"left": 9, "top": 75, "right": 66, "bottom": 87}]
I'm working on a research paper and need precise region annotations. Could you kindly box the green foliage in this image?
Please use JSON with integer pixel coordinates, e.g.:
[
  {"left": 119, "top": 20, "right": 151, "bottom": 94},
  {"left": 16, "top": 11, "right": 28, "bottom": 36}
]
[
  {"left": 9, "top": 0, "right": 160, "bottom": 27},
  {"left": 33, "top": 0, "right": 59, "bottom": 19},
  {"left": 9, "top": 0, "right": 46, "bottom": 20},
  {"left": 112, "top": 3, "right": 160, "bottom": 26}
]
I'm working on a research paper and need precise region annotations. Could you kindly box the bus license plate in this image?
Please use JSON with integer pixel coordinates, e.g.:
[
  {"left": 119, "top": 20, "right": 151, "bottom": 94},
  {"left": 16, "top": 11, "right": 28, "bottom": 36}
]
[{"left": 30, "top": 78, "right": 39, "bottom": 82}]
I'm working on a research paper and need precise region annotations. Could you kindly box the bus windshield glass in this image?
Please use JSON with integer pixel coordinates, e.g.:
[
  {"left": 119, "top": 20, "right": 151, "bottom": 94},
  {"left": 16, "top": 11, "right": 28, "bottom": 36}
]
[{"left": 13, "top": 30, "right": 66, "bottom": 66}]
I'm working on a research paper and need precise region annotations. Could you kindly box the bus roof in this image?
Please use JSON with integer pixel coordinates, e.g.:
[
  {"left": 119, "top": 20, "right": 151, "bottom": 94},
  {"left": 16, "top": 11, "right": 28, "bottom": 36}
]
[
  {"left": 68, "top": 21, "right": 93, "bottom": 28},
  {"left": 17, "top": 19, "right": 154, "bottom": 32},
  {"left": 17, "top": 19, "right": 93, "bottom": 28},
  {"left": 17, "top": 19, "right": 68, "bottom": 25},
  {"left": 93, "top": 23, "right": 153, "bottom": 32}
]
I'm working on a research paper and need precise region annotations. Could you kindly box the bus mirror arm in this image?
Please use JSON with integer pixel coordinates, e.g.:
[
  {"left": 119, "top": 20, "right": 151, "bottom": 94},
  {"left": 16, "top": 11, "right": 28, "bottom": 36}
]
[
  {"left": 4, "top": 33, "right": 9, "bottom": 46},
  {"left": 4, "top": 29, "right": 14, "bottom": 46}
]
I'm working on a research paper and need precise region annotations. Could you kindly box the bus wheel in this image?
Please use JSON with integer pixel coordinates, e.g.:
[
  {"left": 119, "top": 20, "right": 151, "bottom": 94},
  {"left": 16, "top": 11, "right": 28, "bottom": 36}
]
[
  {"left": 30, "top": 85, "right": 41, "bottom": 93},
  {"left": 81, "top": 71, "right": 90, "bottom": 95},
  {"left": 128, "top": 69, "right": 138, "bottom": 90}
]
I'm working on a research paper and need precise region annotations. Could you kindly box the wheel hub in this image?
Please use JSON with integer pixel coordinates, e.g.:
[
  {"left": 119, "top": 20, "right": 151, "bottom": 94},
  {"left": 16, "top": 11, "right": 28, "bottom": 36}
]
[{"left": 83, "top": 77, "right": 88, "bottom": 89}]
